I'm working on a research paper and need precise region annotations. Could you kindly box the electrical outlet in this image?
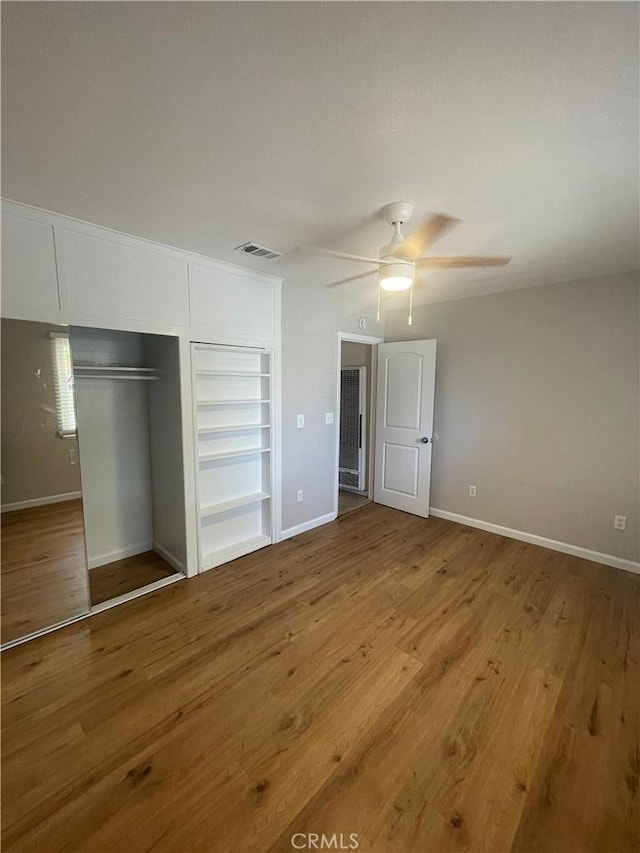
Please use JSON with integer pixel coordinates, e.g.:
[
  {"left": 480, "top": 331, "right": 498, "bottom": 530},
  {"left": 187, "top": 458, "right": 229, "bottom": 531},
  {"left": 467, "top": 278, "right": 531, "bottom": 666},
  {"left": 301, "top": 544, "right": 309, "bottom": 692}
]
[
  {"left": 297, "top": 490, "right": 304, "bottom": 502},
  {"left": 614, "top": 515, "right": 627, "bottom": 531},
  {"left": 325, "top": 412, "right": 334, "bottom": 424},
  {"left": 69, "top": 447, "right": 77, "bottom": 465},
  {"left": 468, "top": 484, "right": 477, "bottom": 497},
  {"left": 297, "top": 414, "right": 304, "bottom": 429}
]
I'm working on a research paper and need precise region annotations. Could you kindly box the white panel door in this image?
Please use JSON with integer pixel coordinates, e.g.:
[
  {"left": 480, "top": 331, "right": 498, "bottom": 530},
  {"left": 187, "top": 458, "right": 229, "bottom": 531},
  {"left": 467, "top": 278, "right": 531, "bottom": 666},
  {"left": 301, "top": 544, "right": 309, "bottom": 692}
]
[{"left": 374, "top": 340, "right": 436, "bottom": 517}]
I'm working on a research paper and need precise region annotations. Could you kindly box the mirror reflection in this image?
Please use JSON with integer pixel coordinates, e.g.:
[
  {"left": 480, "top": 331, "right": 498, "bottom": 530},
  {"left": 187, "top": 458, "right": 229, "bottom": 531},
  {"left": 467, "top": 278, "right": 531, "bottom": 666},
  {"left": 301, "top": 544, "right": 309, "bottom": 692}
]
[
  {"left": 1, "top": 320, "right": 187, "bottom": 645},
  {"left": 1, "top": 319, "right": 90, "bottom": 643}
]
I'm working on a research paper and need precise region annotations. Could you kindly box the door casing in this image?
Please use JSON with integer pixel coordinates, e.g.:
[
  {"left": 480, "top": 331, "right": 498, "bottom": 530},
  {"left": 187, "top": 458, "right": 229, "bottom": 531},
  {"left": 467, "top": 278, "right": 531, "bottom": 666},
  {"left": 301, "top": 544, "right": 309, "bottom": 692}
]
[{"left": 335, "top": 332, "right": 383, "bottom": 517}]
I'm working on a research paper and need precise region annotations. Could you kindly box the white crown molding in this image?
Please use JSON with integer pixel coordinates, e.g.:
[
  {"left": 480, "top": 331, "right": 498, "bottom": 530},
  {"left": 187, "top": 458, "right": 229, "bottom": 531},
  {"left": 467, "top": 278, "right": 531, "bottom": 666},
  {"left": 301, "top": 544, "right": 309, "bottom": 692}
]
[{"left": 2, "top": 197, "right": 284, "bottom": 286}]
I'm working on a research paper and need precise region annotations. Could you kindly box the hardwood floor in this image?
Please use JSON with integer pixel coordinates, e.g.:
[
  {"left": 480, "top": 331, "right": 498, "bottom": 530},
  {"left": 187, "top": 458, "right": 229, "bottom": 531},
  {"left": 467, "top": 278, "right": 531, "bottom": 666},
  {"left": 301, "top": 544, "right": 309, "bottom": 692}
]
[
  {"left": 1, "top": 500, "right": 90, "bottom": 645},
  {"left": 89, "top": 550, "right": 178, "bottom": 606},
  {"left": 2, "top": 504, "right": 638, "bottom": 852},
  {"left": 338, "top": 489, "right": 370, "bottom": 517}
]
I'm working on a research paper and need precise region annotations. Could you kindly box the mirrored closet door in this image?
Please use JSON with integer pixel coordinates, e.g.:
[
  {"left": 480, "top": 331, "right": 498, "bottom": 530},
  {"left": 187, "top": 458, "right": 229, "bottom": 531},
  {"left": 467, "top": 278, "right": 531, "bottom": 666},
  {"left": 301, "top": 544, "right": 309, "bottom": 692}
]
[
  {"left": 1, "top": 319, "right": 91, "bottom": 644},
  {"left": 1, "top": 321, "right": 187, "bottom": 646}
]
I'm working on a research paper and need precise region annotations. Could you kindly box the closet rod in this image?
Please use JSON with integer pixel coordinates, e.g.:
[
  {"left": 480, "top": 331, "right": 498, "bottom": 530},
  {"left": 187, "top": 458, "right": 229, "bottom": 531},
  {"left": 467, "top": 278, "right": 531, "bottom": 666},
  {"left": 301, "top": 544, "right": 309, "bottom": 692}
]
[{"left": 74, "top": 374, "right": 159, "bottom": 381}]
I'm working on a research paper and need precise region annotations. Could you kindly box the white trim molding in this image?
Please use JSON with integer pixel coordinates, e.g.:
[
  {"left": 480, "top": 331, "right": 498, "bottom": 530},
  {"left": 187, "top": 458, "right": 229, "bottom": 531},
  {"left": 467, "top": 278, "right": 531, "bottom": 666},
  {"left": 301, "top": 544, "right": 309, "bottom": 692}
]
[
  {"left": 429, "top": 508, "right": 640, "bottom": 575},
  {"left": 0, "top": 573, "right": 185, "bottom": 653},
  {"left": 87, "top": 542, "right": 152, "bottom": 570},
  {"left": 335, "top": 331, "right": 383, "bottom": 518},
  {"left": 1, "top": 491, "right": 82, "bottom": 513},
  {"left": 280, "top": 512, "right": 336, "bottom": 542},
  {"left": 152, "top": 542, "right": 186, "bottom": 574},
  {"left": 89, "top": 573, "right": 184, "bottom": 615}
]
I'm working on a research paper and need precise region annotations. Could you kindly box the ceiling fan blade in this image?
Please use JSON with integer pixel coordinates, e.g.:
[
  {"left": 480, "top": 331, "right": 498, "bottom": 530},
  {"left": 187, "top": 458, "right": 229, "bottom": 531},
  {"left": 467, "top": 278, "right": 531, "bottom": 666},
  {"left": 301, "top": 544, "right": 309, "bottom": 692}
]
[
  {"left": 417, "top": 256, "right": 511, "bottom": 269},
  {"left": 391, "top": 214, "right": 460, "bottom": 260},
  {"left": 300, "top": 247, "right": 390, "bottom": 265},
  {"left": 324, "top": 270, "right": 378, "bottom": 288}
]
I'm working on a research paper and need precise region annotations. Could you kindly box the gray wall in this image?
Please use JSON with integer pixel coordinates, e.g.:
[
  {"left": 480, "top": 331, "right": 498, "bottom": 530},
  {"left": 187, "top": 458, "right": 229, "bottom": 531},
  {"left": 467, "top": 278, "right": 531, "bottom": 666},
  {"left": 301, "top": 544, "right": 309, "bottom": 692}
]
[
  {"left": 385, "top": 271, "right": 639, "bottom": 562},
  {"left": 281, "top": 283, "right": 383, "bottom": 531},
  {"left": 1, "top": 318, "right": 82, "bottom": 506}
]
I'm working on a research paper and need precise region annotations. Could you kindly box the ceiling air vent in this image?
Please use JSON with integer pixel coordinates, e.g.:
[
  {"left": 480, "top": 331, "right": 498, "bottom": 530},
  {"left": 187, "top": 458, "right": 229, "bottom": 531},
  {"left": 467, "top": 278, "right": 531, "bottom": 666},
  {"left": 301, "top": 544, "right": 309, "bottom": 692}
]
[{"left": 235, "top": 241, "right": 283, "bottom": 260}]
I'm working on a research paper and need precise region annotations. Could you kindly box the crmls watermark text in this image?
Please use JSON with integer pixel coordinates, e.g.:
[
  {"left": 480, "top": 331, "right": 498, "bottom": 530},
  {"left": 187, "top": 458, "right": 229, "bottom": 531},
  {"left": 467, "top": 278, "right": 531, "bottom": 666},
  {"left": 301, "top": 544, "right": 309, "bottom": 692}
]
[{"left": 291, "top": 832, "right": 359, "bottom": 850}]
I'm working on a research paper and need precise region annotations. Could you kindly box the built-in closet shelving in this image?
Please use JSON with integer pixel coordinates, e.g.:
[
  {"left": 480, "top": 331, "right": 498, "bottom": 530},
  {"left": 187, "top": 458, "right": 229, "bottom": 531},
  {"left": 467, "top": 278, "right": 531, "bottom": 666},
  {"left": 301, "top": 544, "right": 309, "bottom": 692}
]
[
  {"left": 74, "top": 365, "right": 159, "bottom": 381},
  {"left": 192, "top": 344, "right": 273, "bottom": 571}
]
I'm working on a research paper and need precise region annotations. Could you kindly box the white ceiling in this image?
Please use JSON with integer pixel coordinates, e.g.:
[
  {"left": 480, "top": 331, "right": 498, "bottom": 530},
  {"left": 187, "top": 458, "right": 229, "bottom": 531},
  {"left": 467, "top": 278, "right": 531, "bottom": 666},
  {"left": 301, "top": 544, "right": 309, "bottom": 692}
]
[{"left": 2, "top": 2, "right": 638, "bottom": 306}]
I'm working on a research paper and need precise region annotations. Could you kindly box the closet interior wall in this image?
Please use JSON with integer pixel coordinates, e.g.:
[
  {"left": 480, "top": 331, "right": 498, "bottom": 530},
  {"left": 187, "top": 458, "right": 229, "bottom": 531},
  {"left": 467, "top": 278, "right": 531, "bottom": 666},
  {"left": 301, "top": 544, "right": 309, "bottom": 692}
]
[{"left": 70, "top": 327, "right": 186, "bottom": 574}]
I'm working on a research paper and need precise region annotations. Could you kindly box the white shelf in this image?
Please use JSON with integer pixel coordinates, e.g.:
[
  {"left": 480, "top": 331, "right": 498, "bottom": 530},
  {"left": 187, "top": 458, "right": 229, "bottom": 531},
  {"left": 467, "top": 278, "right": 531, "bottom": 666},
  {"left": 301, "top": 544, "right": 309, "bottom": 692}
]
[
  {"left": 197, "top": 399, "right": 271, "bottom": 407},
  {"left": 200, "top": 534, "right": 272, "bottom": 572},
  {"left": 74, "top": 365, "right": 157, "bottom": 373},
  {"left": 74, "top": 365, "right": 159, "bottom": 381},
  {"left": 196, "top": 370, "right": 270, "bottom": 377},
  {"left": 200, "top": 491, "right": 270, "bottom": 518},
  {"left": 198, "top": 447, "right": 271, "bottom": 463},
  {"left": 198, "top": 424, "right": 271, "bottom": 435},
  {"left": 192, "top": 342, "right": 273, "bottom": 572}
]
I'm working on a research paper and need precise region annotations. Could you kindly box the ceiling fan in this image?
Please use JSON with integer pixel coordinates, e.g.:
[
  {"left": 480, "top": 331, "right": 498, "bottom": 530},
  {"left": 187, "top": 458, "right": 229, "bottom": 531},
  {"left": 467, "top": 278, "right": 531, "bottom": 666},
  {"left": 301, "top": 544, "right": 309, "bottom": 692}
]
[{"left": 302, "top": 202, "right": 510, "bottom": 324}]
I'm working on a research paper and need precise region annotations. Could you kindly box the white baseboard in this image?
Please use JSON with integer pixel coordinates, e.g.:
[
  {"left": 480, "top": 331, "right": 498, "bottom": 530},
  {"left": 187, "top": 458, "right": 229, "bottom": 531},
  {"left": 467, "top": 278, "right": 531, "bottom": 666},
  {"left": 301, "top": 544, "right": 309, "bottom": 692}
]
[
  {"left": 200, "top": 533, "right": 272, "bottom": 572},
  {"left": 429, "top": 508, "right": 640, "bottom": 575},
  {"left": 1, "top": 491, "right": 82, "bottom": 513},
  {"left": 280, "top": 512, "right": 337, "bottom": 542},
  {"left": 152, "top": 541, "right": 185, "bottom": 574},
  {"left": 88, "top": 542, "right": 152, "bottom": 570}
]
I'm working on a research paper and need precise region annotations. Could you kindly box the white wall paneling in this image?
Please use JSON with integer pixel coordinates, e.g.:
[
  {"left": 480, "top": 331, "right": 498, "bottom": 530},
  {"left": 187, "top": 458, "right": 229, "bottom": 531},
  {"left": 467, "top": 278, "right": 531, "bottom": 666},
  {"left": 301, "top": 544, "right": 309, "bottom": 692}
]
[
  {"left": 62, "top": 230, "right": 190, "bottom": 326},
  {"left": 1, "top": 211, "right": 60, "bottom": 313},
  {"left": 1, "top": 199, "right": 281, "bottom": 344},
  {"left": 189, "top": 263, "right": 277, "bottom": 346}
]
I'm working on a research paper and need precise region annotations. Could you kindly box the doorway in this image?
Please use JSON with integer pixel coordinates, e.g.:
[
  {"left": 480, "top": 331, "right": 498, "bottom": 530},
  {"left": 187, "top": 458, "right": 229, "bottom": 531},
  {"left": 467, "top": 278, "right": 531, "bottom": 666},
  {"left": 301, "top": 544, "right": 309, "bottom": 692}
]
[{"left": 336, "top": 333, "right": 381, "bottom": 517}]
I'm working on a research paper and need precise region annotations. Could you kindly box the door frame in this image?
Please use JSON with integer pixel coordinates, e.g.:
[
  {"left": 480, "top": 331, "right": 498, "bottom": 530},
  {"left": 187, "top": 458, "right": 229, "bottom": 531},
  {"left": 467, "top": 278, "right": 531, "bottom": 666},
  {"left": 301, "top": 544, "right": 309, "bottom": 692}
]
[
  {"left": 335, "top": 331, "right": 383, "bottom": 517},
  {"left": 338, "top": 365, "right": 367, "bottom": 493}
]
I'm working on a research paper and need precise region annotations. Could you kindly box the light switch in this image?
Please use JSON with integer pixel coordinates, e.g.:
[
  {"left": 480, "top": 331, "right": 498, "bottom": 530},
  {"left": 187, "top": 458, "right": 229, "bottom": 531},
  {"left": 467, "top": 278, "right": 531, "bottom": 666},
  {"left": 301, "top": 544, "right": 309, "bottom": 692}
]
[
  {"left": 297, "top": 414, "right": 304, "bottom": 429},
  {"left": 325, "top": 412, "right": 334, "bottom": 424}
]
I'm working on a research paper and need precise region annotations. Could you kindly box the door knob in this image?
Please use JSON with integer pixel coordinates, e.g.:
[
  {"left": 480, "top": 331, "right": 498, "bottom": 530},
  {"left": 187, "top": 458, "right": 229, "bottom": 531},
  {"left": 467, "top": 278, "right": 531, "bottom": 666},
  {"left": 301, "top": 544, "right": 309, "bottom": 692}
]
[{"left": 420, "top": 437, "right": 430, "bottom": 444}]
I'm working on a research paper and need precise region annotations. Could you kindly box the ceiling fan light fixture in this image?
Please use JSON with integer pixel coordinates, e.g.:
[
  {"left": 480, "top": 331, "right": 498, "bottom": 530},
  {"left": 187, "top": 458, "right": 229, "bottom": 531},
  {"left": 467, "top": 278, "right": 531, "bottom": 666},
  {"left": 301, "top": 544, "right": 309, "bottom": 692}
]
[{"left": 379, "top": 260, "right": 414, "bottom": 291}]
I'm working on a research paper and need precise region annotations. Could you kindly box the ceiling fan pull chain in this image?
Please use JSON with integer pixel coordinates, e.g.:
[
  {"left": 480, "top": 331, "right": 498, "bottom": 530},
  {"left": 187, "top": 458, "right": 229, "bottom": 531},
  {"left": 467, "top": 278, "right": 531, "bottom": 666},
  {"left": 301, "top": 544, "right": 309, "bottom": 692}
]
[
  {"left": 408, "top": 284, "right": 414, "bottom": 326},
  {"left": 376, "top": 280, "right": 382, "bottom": 323}
]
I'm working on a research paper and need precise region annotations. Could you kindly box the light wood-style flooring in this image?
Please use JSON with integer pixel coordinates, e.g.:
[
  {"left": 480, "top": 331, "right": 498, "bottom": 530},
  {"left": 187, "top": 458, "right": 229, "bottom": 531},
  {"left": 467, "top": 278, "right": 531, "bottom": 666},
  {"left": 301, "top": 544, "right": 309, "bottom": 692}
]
[
  {"left": 2, "top": 504, "right": 639, "bottom": 852},
  {"left": 1, "top": 500, "right": 89, "bottom": 644},
  {"left": 2, "top": 501, "right": 180, "bottom": 644},
  {"left": 89, "top": 550, "right": 177, "bottom": 606}
]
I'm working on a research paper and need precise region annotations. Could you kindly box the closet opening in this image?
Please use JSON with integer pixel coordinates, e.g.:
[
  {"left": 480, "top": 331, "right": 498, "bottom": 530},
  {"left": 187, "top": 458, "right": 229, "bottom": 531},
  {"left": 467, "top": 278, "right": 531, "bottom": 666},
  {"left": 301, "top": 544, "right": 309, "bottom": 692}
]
[
  {"left": 337, "top": 337, "right": 378, "bottom": 517},
  {"left": 70, "top": 327, "right": 187, "bottom": 607}
]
